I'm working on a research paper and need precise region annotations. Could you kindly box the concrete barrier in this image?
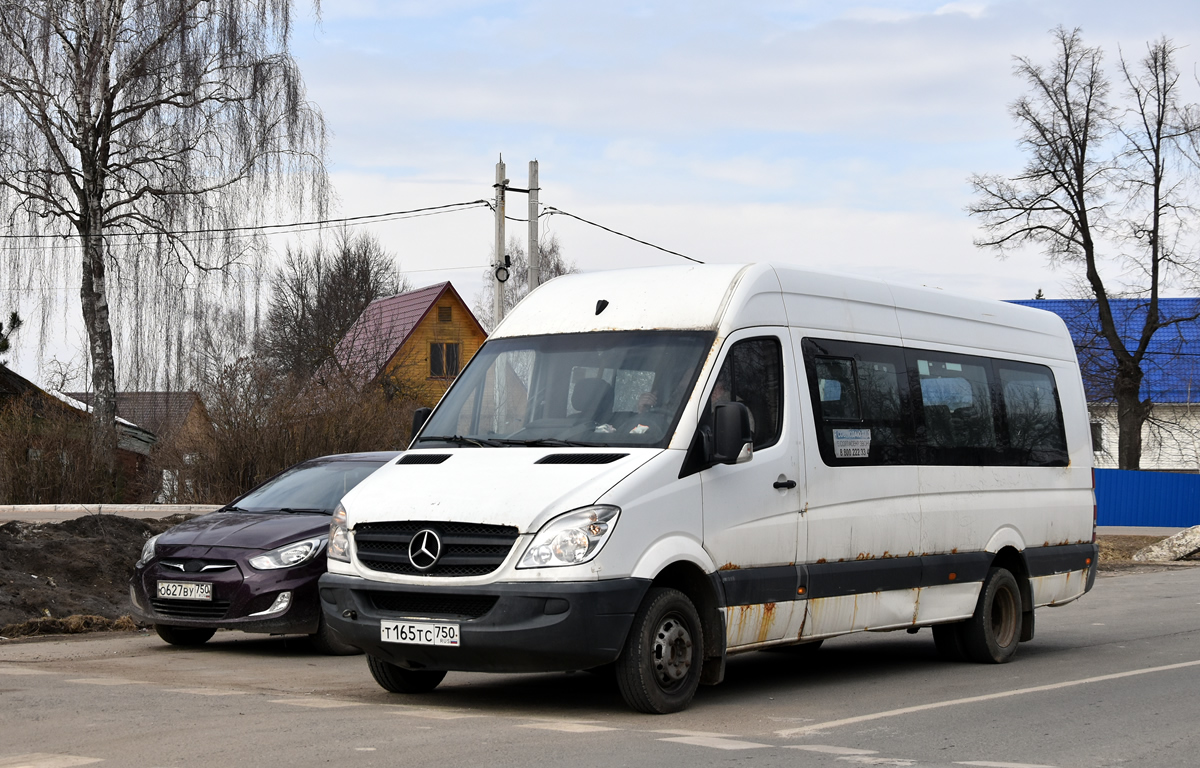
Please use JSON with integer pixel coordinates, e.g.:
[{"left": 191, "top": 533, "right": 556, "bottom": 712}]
[{"left": 0, "top": 504, "right": 222, "bottom": 524}]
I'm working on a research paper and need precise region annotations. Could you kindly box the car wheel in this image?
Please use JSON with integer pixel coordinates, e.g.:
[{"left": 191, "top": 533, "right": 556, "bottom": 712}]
[
  {"left": 309, "top": 614, "right": 362, "bottom": 656},
  {"left": 932, "top": 622, "right": 967, "bottom": 662},
  {"left": 366, "top": 655, "right": 446, "bottom": 694},
  {"left": 615, "top": 587, "right": 704, "bottom": 714},
  {"left": 961, "top": 567, "right": 1023, "bottom": 664},
  {"left": 154, "top": 624, "right": 216, "bottom": 646}
]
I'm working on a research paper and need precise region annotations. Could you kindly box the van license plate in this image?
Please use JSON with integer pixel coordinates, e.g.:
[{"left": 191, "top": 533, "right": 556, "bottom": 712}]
[
  {"left": 157, "top": 581, "right": 212, "bottom": 601},
  {"left": 380, "top": 620, "right": 460, "bottom": 646}
]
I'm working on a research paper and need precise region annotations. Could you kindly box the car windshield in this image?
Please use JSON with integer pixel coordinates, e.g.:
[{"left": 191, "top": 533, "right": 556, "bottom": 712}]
[
  {"left": 230, "top": 458, "right": 392, "bottom": 514},
  {"left": 418, "top": 331, "right": 714, "bottom": 449}
]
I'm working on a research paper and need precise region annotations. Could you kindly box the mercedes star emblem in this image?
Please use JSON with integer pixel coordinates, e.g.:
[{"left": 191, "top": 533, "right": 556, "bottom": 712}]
[{"left": 408, "top": 529, "right": 442, "bottom": 570}]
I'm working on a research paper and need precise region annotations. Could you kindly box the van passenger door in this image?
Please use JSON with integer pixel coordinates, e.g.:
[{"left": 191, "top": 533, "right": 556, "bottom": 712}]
[{"left": 698, "top": 330, "right": 804, "bottom": 647}]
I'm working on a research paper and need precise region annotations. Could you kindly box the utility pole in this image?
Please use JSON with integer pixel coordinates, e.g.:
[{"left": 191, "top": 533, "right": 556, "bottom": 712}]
[
  {"left": 493, "top": 157, "right": 507, "bottom": 325},
  {"left": 528, "top": 160, "right": 540, "bottom": 290}
]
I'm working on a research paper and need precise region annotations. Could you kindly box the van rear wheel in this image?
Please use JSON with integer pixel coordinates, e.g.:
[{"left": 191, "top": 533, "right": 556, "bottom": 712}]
[
  {"left": 615, "top": 587, "right": 704, "bottom": 714},
  {"left": 366, "top": 655, "right": 446, "bottom": 694},
  {"left": 961, "top": 567, "right": 1022, "bottom": 664}
]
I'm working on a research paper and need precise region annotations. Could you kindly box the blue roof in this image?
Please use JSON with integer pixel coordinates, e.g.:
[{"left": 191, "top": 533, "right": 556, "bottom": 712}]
[{"left": 1007, "top": 298, "right": 1200, "bottom": 404}]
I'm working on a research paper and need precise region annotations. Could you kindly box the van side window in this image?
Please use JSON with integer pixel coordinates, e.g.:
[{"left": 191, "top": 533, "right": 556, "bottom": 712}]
[
  {"left": 910, "top": 352, "right": 1000, "bottom": 463},
  {"left": 802, "top": 339, "right": 914, "bottom": 466},
  {"left": 803, "top": 338, "right": 1069, "bottom": 468},
  {"left": 714, "top": 337, "right": 784, "bottom": 451},
  {"left": 996, "top": 363, "right": 1069, "bottom": 466}
]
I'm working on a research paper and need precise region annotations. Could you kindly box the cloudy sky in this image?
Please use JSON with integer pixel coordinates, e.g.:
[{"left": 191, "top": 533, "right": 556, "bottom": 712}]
[
  {"left": 8, "top": 0, "right": 1200, "bottom": 381},
  {"left": 288, "top": 0, "right": 1198, "bottom": 298}
]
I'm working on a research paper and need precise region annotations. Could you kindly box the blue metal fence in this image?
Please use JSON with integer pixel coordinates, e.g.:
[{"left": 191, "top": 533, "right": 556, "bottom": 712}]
[{"left": 1095, "top": 468, "right": 1200, "bottom": 527}]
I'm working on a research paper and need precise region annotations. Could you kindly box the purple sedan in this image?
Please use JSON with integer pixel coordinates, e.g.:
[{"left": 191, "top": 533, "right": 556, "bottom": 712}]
[{"left": 129, "top": 451, "right": 399, "bottom": 653}]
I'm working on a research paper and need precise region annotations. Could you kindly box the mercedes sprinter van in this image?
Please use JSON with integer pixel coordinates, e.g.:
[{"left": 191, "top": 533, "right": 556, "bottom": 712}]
[{"left": 319, "top": 263, "right": 1097, "bottom": 713}]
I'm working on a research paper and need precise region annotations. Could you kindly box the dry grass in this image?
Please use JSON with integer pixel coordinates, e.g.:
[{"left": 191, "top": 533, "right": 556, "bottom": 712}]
[{"left": 1, "top": 614, "right": 137, "bottom": 639}]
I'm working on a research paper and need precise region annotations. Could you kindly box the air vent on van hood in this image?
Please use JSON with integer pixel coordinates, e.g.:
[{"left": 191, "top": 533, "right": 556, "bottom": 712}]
[
  {"left": 397, "top": 454, "right": 452, "bottom": 465},
  {"left": 536, "top": 453, "right": 629, "bottom": 465}
]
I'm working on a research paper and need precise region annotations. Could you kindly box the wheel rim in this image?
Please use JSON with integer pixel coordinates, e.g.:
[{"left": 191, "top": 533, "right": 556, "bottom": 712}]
[
  {"left": 652, "top": 611, "right": 694, "bottom": 691},
  {"left": 990, "top": 585, "right": 1018, "bottom": 648}
]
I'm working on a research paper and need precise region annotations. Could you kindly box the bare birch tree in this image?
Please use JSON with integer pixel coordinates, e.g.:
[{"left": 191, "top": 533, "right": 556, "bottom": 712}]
[
  {"left": 969, "top": 27, "right": 1200, "bottom": 469},
  {"left": 0, "top": 0, "right": 328, "bottom": 467}
]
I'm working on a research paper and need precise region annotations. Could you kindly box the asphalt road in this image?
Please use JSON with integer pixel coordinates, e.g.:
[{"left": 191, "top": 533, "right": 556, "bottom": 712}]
[{"left": 1, "top": 566, "right": 1198, "bottom": 768}]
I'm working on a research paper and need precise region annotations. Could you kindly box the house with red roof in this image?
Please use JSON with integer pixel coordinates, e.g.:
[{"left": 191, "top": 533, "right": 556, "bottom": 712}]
[{"left": 319, "top": 282, "right": 487, "bottom": 406}]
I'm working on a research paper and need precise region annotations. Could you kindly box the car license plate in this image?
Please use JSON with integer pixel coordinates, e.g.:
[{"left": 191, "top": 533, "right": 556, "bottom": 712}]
[
  {"left": 157, "top": 581, "right": 212, "bottom": 601},
  {"left": 380, "top": 620, "right": 460, "bottom": 646}
]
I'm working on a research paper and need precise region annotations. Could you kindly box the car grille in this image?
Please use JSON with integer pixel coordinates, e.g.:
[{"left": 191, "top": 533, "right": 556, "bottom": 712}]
[
  {"left": 368, "top": 591, "right": 499, "bottom": 619},
  {"left": 150, "top": 598, "right": 232, "bottom": 620},
  {"left": 354, "top": 521, "right": 520, "bottom": 577}
]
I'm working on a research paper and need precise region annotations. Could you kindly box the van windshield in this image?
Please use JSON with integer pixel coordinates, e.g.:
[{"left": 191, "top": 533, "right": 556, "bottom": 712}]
[{"left": 417, "top": 331, "right": 714, "bottom": 449}]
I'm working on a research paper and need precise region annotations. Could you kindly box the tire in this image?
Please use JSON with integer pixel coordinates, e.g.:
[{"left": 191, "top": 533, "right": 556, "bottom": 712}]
[
  {"left": 961, "top": 567, "right": 1023, "bottom": 664},
  {"left": 932, "top": 623, "right": 967, "bottom": 662},
  {"left": 309, "top": 614, "right": 363, "bottom": 656},
  {"left": 366, "top": 655, "right": 446, "bottom": 694},
  {"left": 154, "top": 624, "right": 216, "bottom": 647},
  {"left": 615, "top": 587, "right": 705, "bottom": 714}
]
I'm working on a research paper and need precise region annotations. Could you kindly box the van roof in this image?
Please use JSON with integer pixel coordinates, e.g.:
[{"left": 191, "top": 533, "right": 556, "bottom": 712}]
[{"left": 491, "top": 263, "right": 1077, "bottom": 363}]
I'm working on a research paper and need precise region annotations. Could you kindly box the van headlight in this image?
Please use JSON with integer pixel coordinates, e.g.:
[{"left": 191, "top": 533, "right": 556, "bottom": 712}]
[
  {"left": 248, "top": 537, "right": 326, "bottom": 570},
  {"left": 329, "top": 503, "right": 350, "bottom": 563},
  {"left": 518, "top": 506, "right": 620, "bottom": 569}
]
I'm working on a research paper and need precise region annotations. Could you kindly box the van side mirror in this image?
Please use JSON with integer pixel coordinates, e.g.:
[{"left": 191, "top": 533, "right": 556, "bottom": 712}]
[
  {"left": 712, "top": 402, "right": 753, "bottom": 465},
  {"left": 411, "top": 407, "right": 432, "bottom": 440}
]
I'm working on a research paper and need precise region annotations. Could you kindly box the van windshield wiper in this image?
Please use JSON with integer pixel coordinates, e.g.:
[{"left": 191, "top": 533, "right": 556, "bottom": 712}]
[
  {"left": 496, "top": 438, "right": 594, "bottom": 447},
  {"left": 416, "top": 434, "right": 503, "bottom": 447},
  {"left": 278, "top": 507, "right": 327, "bottom": 515}
]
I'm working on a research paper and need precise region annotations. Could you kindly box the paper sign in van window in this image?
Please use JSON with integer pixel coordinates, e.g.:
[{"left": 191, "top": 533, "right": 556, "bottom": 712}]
[{"left": 833, "top": 428, "right": 871, "bottom": 459}]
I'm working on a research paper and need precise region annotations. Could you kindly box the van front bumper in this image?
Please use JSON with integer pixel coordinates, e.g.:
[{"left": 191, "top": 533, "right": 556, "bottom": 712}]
[{"left": 318, "top": 573, "right": 651, "bottom": 672}]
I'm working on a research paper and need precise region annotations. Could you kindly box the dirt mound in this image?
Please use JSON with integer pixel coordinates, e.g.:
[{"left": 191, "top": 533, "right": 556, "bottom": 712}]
[{"left": 0, "top": 513, "right": 194, "bottom": 627}]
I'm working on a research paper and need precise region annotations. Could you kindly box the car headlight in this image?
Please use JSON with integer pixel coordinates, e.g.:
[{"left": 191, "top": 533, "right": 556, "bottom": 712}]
[
  {"left": 518, "top": 505, "right": 620, "bottom": 569},
  {"left": 136, "top": 533, "right": 161, "bottom": 568},
  {"left": 329, "top": 503, "right": 350, "bottom": 563},
  {"left": 248, "top": 536, "right": 327, "bottom": 570}
]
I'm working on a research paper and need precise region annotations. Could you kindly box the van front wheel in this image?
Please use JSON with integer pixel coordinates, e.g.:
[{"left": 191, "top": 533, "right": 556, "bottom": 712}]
[
  {"left": 962, "top": 567, "right": 1022, "bottom": 664},
  {"left": 616, "top": 587, "right": 704, "bottom": 714}
]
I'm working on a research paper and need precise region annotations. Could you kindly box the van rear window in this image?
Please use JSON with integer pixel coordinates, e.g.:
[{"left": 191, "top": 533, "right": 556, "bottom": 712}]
[{"left": 802, "top": 338, "right": 1069, "bottom": 468}]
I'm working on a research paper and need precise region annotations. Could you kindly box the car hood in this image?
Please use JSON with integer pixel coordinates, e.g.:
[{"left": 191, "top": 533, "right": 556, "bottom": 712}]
[
  {"left": 156, "top": 511, "right": 330, "bottom": 552},
  {"left": 341, "top": 448, "right": 661, "bottom": 533}
]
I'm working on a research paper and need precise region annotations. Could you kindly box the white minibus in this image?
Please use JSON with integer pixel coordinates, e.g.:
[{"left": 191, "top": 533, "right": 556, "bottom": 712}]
[{"left": 320, "top": 263, "right": 1097, "bottom": 713}]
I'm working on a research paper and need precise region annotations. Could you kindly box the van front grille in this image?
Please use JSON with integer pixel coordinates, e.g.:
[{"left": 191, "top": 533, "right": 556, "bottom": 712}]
[{"left": 354, "top": 521, "right": 520, "bottom": 577}]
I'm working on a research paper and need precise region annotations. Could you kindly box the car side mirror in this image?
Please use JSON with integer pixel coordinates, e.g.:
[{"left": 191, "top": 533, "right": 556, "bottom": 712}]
[
  {"left": 411, "top": 407, "right": 432, "bottom": 441},
  {"left": 712, "top": 402, "right": 753, "bottom": 465}
]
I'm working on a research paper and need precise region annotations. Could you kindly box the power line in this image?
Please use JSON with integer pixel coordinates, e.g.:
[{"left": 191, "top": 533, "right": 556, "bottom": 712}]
[
  {"left": 540, "top": 206, "right": 703, "bottom": 265},
  {"left": 0, "top": 200, "right": 492, "bottom": 243}
]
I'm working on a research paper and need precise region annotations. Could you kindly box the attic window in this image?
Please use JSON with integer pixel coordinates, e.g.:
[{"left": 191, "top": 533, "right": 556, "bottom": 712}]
[{"left": 438, "top": 306, "right": 452, "bottom": 323}]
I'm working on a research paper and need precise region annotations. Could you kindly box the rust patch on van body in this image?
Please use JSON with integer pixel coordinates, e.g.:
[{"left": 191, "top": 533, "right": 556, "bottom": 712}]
[
  {"left": 757, "top": 602, "right": 778, "bottom": 644},
  {"left": 718, "top": 562, "right": 740, "bottom": 571}
]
